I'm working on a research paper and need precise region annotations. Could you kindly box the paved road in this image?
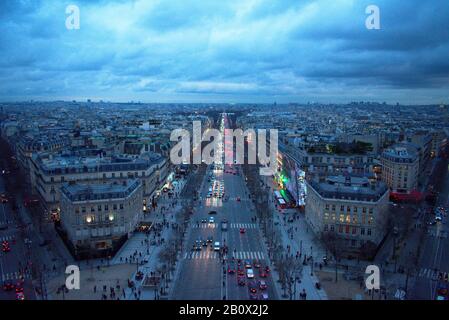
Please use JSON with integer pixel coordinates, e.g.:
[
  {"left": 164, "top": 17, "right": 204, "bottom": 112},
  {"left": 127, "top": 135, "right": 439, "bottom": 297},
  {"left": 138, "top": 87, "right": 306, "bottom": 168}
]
[
  {"left": 172, "top": 113, "right": 278, "bottom": 300},
  {"left": 0, "top": 174, "right": 34, "bottom": 300},
  {"left": 410, "top": 160, "right": 449, "bottom": 300}
]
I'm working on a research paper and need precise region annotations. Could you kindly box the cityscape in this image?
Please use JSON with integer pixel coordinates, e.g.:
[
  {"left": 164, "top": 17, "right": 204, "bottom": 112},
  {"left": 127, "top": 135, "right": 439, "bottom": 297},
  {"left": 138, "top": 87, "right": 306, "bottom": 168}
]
[{"left": 0, "top": 0, "right": 449, "bottom": 306}]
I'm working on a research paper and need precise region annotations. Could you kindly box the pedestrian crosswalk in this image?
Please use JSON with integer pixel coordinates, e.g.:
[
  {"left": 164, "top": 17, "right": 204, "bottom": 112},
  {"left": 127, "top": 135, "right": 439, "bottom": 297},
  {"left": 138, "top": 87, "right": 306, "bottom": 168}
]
[
  {"left": 427, "top": 230, "right": 448, "bottom": 238},
  {"left": 0, "top": 220, "right": 14, "bottom": 227},
  {"left": 192, "top": 223, "right": 217, "bottom": 229},
  {"left": 191, "top": 223, "right": 257, "bottom": 229},
  {"left": 0, "top": 235, "right": 14, "bottom": 242},
  {"left": 229, "top": 251, "right": 265, "bottom": 260},
  {"left": 183, "top": 251, "right": 266, "bottom": 260},
  {"left": 230, "top": 223, "right": 257, "bottom": 229},
  {"left": 417, "top": 268, "right": 449, "bottom": 280},
  {"left": 184, "top": 251, "right": 220, "bottom": 260},
  {"left": 1, "top": 270, "right": 32, "bottom": 282}
]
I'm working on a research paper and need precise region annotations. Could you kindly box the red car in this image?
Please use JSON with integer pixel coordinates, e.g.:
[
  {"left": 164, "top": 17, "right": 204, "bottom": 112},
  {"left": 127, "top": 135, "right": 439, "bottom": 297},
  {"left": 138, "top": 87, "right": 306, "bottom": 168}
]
[
  {"left": 2, "top": 281, "right": 15, "bottom": 291},
  {"left": 237, "top": 269, "right": 245, "bottom": 276},
  {"left": 259, "top": 269, "right": 267, "bottom": 278},
  {"left": 239, "top": 228, "right": 246, "bottom": 234},
  {"left": 249, "top": 292, "right": 258, "bottom": 300}
]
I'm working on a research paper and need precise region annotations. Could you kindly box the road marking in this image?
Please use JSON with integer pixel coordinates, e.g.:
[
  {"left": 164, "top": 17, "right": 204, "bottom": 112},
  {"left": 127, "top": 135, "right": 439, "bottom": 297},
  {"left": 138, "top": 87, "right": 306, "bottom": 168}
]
[
  {"left": 1, "top": 270, "right": 31, "bottom": 282},
  {"left": 231, "top": 223, "right": 257, "bottom": 229},
  {"left": 232, "top": 251, "right": 265, "bottom": 260},
  {"left": 0, "top": 235, "right": 13, "bottom": 242},
  {"left": 184, "top": 251, "right": 219, "bottom": 260}
]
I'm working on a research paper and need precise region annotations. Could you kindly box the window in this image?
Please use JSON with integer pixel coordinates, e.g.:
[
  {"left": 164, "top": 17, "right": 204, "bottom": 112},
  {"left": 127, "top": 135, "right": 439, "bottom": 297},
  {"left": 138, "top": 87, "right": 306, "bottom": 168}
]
[
  {"left": 339, "top": 214, "right": 345, "bottom": 222},
  {"left": 81, "top": 207, "right": 86, "bottom": 213},
  {"left": 345, "top": 215, "right": 351, "bottom": 223},
  {"left": 352, "top": 227, "right": 357, "bottom": 235},
  {"left": 353, "top": 207, "right": 358, "bottom": 213},
  {"left": 105, "top": 205, "right": 109, "bottom": 211},
  {"left": 113, "top": 204, "right": 117, "bottom": 210},
  {"left": 361, "top": 228, "right": 365, "bottom": 235},
  {"left": 362, "top": 207, "right": 367, "bottom": 213},
  {"left": 330, "top": 225, "right": 335, "bottom": 232},
  {"left": 119, "top": 204, "right": 124, "bottom": 210},
  {"left": 325, "top": 204, "right": 329, "bottom": 210},
  {"left": 331, "top": 205, "right": 336, "bottom": 211},
  {"left": 338, "top": 225, "right": 343, "bottom": 233},
  {"left": 324, "top": 224, "right": 329, "bottom": 232},
  {"left": 340, "top": 205, "right": 345, "bottom": 212},
  {"left": 367, "top": 228, "right": 372, "bottom": 236},
  {"left": 369, "top": 208, "right": 373, "bottom": 214},
  {"left": 98, "top": 205, "right": 102, "bottom": 212}
]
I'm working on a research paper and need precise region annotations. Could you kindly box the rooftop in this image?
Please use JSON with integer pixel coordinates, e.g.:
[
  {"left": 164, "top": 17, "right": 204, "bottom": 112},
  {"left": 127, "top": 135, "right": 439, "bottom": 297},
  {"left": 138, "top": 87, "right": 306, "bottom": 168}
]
[
  {"left": 307, "top": 175, "right": 388, "bottom": 202},
  {"left": 61, "top": 179, "right": 141, "bottom": 202}
]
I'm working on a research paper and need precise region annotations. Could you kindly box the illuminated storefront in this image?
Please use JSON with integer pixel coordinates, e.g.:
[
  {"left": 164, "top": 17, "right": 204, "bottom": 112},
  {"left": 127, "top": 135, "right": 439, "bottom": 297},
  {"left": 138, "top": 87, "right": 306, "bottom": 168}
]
[{"left": 275, "top": 153, "right": 307, "bottom": 207}]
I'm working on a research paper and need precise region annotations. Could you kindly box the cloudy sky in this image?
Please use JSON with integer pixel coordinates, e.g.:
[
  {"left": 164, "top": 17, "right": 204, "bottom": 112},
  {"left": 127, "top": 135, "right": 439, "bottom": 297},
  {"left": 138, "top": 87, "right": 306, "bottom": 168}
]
[{"left": 0, "top": 0, "right": 448, "bottom": 104}]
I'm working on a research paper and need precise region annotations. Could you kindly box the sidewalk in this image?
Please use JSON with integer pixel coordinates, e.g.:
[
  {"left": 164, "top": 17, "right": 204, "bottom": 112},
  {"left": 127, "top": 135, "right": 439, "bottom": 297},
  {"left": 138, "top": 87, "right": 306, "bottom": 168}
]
[
  {"left": 263, "top": 176, "right": 328, "bottom": 300},
  {"left": 115, "top": 176, "right": 188, "bottom": 300}
]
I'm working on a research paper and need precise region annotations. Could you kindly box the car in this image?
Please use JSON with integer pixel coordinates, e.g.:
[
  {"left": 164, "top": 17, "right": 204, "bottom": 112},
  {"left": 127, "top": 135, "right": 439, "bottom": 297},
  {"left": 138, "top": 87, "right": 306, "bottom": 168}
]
[
  {"left": 239, "top": 228, "right": 246, "bottom": 234},
  {"left": 249, "top": 292, "right": 258, "bottom": 300},
  {"left": 208, "top": 210, "right": 217, "bottom": 215},
  {"left": 209, "top": 217, "right": 215, "bottom": 224},
  {"left": 253, "top": 260, "right": 261, "bottom": 268},
  {"left": 236, "top": 197, "right": 241, "bottom": 202},
  {"left": 248, "top": 281, "right": 258, "bottom": 294},
  {"left": 228, "top": 265, "right": 235, "bottom": 274},
  {"left": 260, "top": 292, "right": 269, "bottom": 300},
  {"left": 201, "top": 218, "right": 207, "bottom": 223},
  {"left": 2, "top": 281, "right": 15, "bottom": 291},
  {"left": 435, "top": 215, "right": 443, "bottom": 222},
  {"left": 259, "top": 268, "right": 267, "bottom": 278},
  {"left": 259, "top": 280, "right": 267, "bottom": 290},
  {"left": 15, "top": 292, "right": 25, "bottom": 300},
  {"left": 213, "top": 241, "right": 221, "bottom": 251},
  {"left": 238, "top": 277, "right": 246, "bottom": 286},
  {"left": 244, "top": 260, "right": 252, "bottom": 269},
  {"left": 206, "top": 236, "right": 213, "bottom": 244},
  {"left": 265, "top": 266, "right": 270, "bottom": 273},
  {"left": 246, "top": 268, "right": 255, "bottom": 279}
]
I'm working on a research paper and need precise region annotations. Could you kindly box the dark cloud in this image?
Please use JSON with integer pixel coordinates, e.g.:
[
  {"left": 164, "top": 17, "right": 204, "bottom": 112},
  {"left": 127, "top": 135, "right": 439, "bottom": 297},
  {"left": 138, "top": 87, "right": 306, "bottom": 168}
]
[{"left": 0, "top": 0, "right": 448, "bottom": 103}]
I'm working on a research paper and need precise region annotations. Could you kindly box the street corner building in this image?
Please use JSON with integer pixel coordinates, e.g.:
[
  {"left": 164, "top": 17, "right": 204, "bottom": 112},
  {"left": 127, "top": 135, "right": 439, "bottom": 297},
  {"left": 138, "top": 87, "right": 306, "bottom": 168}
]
[
  {"left": 59, "top": 179, "right": 143, "bottom": 259},
  {"left": 305, "top": 174, "right": 390, "bottom": 260}
]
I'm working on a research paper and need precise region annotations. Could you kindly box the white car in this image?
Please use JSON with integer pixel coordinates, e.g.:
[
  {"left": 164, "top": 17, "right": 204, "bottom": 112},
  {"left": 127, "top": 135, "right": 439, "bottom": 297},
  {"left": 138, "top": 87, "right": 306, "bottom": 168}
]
[
  {"left": 209, "top": 217, "right": 215, "bottom": 223},
  {"left": 213, "top": 241, "right": 221, "bottom": 251},
  {"left": 246, "top": 268, "right": 254, "bottom": 279}
]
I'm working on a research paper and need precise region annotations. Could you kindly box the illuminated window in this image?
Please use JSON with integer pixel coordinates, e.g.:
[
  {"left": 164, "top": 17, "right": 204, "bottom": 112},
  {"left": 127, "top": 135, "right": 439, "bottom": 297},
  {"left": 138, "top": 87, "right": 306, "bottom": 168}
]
[{"left": 339, "top": 214, "right": 345, "bottom": 222}]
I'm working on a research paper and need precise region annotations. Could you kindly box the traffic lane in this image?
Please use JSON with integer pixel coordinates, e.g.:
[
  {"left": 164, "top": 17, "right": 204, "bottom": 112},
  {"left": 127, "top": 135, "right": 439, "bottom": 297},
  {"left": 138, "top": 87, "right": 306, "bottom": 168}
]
[{"left": 173, "top": 258, "right": 222, "bottom": 300}]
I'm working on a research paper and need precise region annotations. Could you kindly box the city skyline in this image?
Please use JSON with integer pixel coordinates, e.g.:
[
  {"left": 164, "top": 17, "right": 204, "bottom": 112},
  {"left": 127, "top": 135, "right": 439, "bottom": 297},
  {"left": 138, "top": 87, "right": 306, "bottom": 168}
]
[{"left": 1, "top": 0, "right": 449, "bottom": 104}]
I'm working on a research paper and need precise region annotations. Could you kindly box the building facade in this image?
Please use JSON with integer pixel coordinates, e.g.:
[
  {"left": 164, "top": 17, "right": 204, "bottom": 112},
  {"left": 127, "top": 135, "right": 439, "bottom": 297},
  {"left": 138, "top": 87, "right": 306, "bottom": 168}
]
[
  {"left": 305, "top": 175, "right": 389, "bottom": 258},
  {"left": 59, "top": 179, "right": 142, "bottom": 258},
  {"left": 381, "top": 143, "right": 419, "bottom": 193},
  {"left": 30, "top": 152, "right": 168, "bottom": 216}
]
